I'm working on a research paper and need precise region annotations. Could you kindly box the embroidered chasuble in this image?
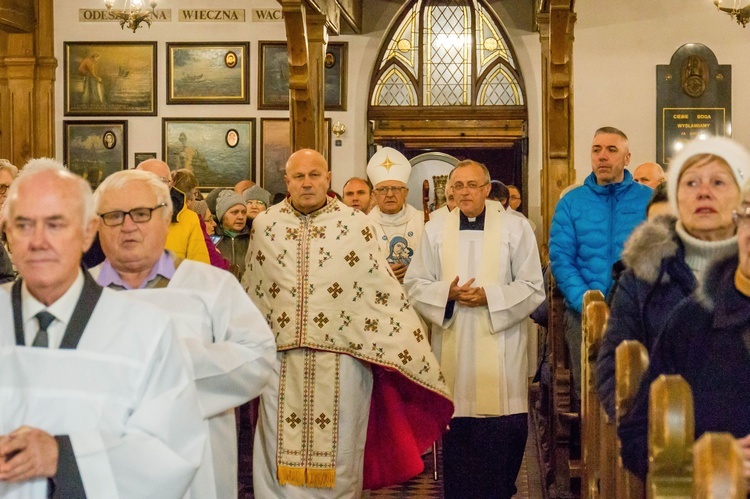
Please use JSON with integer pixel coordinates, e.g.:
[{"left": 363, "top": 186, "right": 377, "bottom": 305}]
[
  {"left": 367, "top": 204, "right": 424, "bottom": 266},
  {"left": 244, "top": 197, "right": 453, "bottom": 491},
  {"left": 405, "top": 200, "right": 545, "bottom": 417}
]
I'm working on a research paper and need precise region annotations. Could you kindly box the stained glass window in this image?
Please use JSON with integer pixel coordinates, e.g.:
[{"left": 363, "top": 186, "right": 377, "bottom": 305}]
[{"left": 370, "top": 0, "right": 524, "bottom": 108}]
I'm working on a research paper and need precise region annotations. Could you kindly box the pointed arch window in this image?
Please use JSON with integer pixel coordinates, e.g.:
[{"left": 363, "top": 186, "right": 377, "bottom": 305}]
[{"left": 370, "top": 0, "right": 525, "bottom": 108}]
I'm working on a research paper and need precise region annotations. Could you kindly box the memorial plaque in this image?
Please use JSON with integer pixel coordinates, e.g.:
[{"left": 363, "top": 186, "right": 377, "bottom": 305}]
[{"left": 657, "top": 44, "right": 731, "bottom": 166}]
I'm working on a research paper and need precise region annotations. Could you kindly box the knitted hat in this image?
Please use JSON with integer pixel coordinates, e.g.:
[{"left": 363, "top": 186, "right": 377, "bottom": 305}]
[
  {"left": 366, "top": 147, "right": 412, "bottom": 186},
  {"left": 242, "top": 185, "right": 272, "bottom": 206},
  {"left": 205, "top": 187, "right": 228, "bottom": 217},
  {"left": 667, "top": 136, "right": 750, "bottom": 215},
  {"left": 216, "top": 190, "right": 245, "bottom": 222}
]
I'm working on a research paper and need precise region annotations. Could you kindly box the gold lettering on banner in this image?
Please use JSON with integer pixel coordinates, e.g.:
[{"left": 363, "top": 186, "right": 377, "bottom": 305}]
[
  {"left": 178, "top": 9, "right": 245, "bottom": 22},
  {"left": 79, "top": 9, "right": 171, "bottom": 22},
  {"left": 252, "top": 9, "right": 284, "bottom": 22}
]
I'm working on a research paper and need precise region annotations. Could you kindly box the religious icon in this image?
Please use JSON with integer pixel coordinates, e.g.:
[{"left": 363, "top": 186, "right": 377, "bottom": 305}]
[
  {"left": 387, "top": 236, "right": 414, "bottom": 266},
  {"left": 102, "top": 130, "right": 117, "bottom": 150},
  {"left": 225, "top": 51, "right": 238, "bottom": 69},
  {"left": 226, "top": 128, "right": 240, "bottom": 148},
  {"left": 324, "top": 51, "right": 336, "bottom": 69}
]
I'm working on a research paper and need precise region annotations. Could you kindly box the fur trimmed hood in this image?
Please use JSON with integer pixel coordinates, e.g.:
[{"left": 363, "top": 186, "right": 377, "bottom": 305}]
[{"left": 621, "top": 215, "right": 679, "bottom": 284}]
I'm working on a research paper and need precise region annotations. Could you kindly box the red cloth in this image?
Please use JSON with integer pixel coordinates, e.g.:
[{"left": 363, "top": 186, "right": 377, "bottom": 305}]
[{"left": 362, "top": 366, "right": 453, "bottom": 489}]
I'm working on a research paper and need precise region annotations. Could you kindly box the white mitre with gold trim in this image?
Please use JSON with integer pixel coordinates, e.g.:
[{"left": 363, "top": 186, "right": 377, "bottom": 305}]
[{"left": 366, "top": 147, "right": 412, "bottom": 186}]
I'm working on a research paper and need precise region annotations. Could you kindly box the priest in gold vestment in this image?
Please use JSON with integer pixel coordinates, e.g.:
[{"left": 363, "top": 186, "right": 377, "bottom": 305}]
[{"left": 243, "top": 149, "right": 453, "bottom": 497}]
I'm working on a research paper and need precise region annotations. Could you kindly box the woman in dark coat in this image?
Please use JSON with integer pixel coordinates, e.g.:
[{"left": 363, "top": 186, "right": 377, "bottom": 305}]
[{"left": 596, "top": 137, "right": 748, "bottom": 420}]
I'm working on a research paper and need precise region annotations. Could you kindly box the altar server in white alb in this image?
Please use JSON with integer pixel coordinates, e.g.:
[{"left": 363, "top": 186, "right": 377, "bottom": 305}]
[
  {"left": 89, "top": 169, "right": 276, "bottom": 499},
  {"left": 405, "top": 159, "right": 545, "bottom": 499},
  {"left": 367, "top": 147, "right": 424, "bottom": 283},
  {"left": 0, "top": 160, "right": 206, "bottom": 498}
]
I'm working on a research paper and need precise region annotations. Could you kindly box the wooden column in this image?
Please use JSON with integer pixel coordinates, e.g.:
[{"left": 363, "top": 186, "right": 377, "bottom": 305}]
[
  {"left": 282, "top": 0, "right": 327, "bottom": 157},
  {"left": 0, "top": 0, "right": 55, "bottom": 165},
  {"left": 538, "top": 0, "right": 576, "bottom": 244}
]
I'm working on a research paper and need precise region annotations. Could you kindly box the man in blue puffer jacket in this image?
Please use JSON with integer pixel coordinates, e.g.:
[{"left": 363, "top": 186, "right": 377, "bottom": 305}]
[{"left": 549, "top": 127, "right": 652, "bottom": 402}]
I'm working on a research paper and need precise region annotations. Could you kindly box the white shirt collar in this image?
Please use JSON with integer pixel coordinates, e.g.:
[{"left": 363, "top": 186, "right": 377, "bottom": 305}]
[{"left": 21, "top": 270, "right": 85, "bottom": 348}]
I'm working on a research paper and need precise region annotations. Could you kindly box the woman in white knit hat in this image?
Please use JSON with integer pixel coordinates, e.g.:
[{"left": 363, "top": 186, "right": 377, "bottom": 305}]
[
  {"left": 596, "top": 136, "right": 748, "bottom": 420},
  {"left": 214, "top": 190, "right": 250, "bottom": 280}
]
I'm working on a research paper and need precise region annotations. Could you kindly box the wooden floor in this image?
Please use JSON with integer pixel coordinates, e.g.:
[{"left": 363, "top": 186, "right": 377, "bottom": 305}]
[{"left": 241, "top": 417, "right": 544, "bottom": 498}]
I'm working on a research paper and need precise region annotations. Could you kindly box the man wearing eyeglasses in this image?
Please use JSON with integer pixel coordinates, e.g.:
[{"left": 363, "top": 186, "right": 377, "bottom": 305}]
[
  {"left": 405, "top": 159, "right": 544, "bottom": 499},
  {"left": 0, "top": 159, "right": 18, "bottom": 284},
  {"left": 90, "top": 169, "right": 276, "bottom": 499},
  {"left": 0, "top": 159, "right": 207, "bottom": 498},
  {"left": 366, "top": 147, "right": 424, "bottom": 283}
]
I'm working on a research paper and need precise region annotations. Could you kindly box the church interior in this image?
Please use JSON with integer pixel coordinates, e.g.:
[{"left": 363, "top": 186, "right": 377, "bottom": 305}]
[{"left": 2, "top": 0, "right": 749, "bottom": 497}]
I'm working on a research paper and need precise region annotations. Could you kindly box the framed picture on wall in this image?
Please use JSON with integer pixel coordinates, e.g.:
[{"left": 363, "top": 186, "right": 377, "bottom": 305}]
[
  {"left": 166, "top": 42, "right": 250, "bottom": 104},
  {"left": 258, "top": 41, "right": 348, "bottom": 110},
  {"left": 63, "top": 120, "right": 128, "bottom": 189},
  {"left": 259, "top": 118, "right": 331, "bottom": 198},
  {"left": 64, "top": 41, "right": 157, "bottom": 116},
  {"left": 162, "top": 118, "right": 255, "bottom": 189},
  {"left": 134, "top": 152, "right": 157, "bottom": 166}
]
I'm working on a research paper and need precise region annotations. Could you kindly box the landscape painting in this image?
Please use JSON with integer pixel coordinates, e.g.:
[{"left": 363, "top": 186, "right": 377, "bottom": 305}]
[
  {"left": 64, "top": 42, "right": 157, "bottom": 116},
  {"left": 163, "top": 118, "right": 255, "bottom": 189},
  {"left": 63, "top": 120, "right": 127, "bottom": 189},
  {"left": 167, "top": 42, "right": 249, "bottom": 104},
  {"left": 258, "top": 41, "right": 347, "bottom": 110}
]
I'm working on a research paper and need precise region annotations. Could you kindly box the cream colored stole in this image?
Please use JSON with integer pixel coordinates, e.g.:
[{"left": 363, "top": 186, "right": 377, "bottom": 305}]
[
  {"left": 277, "top": 349, "right": 340, "bottom": 488},
  {"left": 440, "top": 201, "right": 506, "bottom": 415}
]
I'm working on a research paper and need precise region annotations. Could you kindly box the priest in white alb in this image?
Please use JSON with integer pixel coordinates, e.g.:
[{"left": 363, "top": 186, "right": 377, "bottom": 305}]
[
  {"left": 405, "top": 159, "right": 544, "bottom": 499},
  {"left": 366, "top": 147, "right": 424, "bottom": 283},
  {"left": 0, "top": 160, "right": 206, "bottom": 498},
  {"left": 244, "top": 149, "right": 453, "bottom": 497}
]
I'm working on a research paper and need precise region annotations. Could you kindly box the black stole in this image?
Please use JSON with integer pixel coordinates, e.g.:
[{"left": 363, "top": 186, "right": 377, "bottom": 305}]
[{"left": 12, "top": 270, "right": 103, "bottom": 348}]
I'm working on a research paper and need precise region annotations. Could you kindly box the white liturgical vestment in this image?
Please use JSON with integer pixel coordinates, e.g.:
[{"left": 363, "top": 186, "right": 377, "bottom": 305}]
[
  {"left": 92, "top": 258, "right": 276, "bottom": 499},
  {"left": 405, "top": 200, "right": 545, "bottom": 417},
  {"left": 0, "top": 277, "right": 206, "bottom": 499}
]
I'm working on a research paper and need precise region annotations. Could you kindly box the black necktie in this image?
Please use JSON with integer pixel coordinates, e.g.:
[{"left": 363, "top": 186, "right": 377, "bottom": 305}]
[{"left": 33, "top": 311, "right": 56, "bottom": 348}]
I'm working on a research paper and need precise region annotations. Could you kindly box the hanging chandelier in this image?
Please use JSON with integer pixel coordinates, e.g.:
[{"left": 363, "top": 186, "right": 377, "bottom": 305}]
[
  {"left": 714, "top": 0, "right": 750, "bottom": 27},
  {"left": 104, "top": 0, "right": 158, "bottom": 32}
]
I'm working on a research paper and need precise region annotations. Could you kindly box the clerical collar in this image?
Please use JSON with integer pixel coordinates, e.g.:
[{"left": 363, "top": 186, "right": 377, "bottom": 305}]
[
  {"left": 459, "top": 209, "right": 486, "bottom": 230},
  {"left": 97, "top": 251, "right": 176, "bottom": 290}
]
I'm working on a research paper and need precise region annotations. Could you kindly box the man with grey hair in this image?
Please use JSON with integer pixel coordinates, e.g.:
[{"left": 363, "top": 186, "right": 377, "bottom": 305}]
[
  {"left": 90, "top": 169, "right": 276, "bottom": 499},
  {"left": 0, "top": 159, "right": 206, "bottom": 498},
  {"left": 549, "top": 127, "right": 652, "bottom": 401},
  {"left": 137, "top": 159, "right": 210, "bottom": 264},
  {"left": 0, "top": 159, "right": 18, "bottom": 283},
  {"left": 406, "top": 159, "right": 544, "bottom": 498}
]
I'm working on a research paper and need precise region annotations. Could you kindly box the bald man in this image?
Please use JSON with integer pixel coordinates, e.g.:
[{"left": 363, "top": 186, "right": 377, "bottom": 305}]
[
  {"left": 633, "top": 162, "right": 665, "bottom": 189},
  {"left": 245, "top": 149, "right": 452, "bottom": 497},
  {"left": 137, "top": 159, "right": 209, "bottom": 264},
  {"left": 233, "top": 179, "right": 255, "bottom": 195}
]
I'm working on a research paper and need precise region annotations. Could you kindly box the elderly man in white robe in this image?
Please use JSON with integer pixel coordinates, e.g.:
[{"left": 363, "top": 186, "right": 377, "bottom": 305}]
[
  {"left": 405, "top": 159, "right": 545, "bottom": 499},
  {"left": 367, "top": 147, "right": 424, "bottom": 283},
  {"left": 245, "top": 148, "right": 453, "bottom": 498},
  {"left": 89, "top": 169, "right": 276, "bottom": 499},
  {"left": 0, "top": 159, "right": 206, "bottom": 498}
]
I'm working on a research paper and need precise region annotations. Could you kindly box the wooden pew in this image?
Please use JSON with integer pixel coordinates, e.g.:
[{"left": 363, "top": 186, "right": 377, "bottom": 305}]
[
  {"left": 615, "top": 340, "right": 649, "bottom": 498},
  {"left": 581, "top": 291, "right": 607, "bottom": 498},
  {"left": 530, "top": 276, "right": 580, "bottom": 497},
  {"left": 648, "top": 375, "right": 694, "bottom": 498},
  {"left": 693, "top": 432, "right": 747, "bottom": 498}
]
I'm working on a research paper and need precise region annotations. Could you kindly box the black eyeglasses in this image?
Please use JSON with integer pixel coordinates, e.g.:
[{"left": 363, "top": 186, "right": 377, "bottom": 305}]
[{"left": 99, "top": 203, "right": 167, "bottom": 227}]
